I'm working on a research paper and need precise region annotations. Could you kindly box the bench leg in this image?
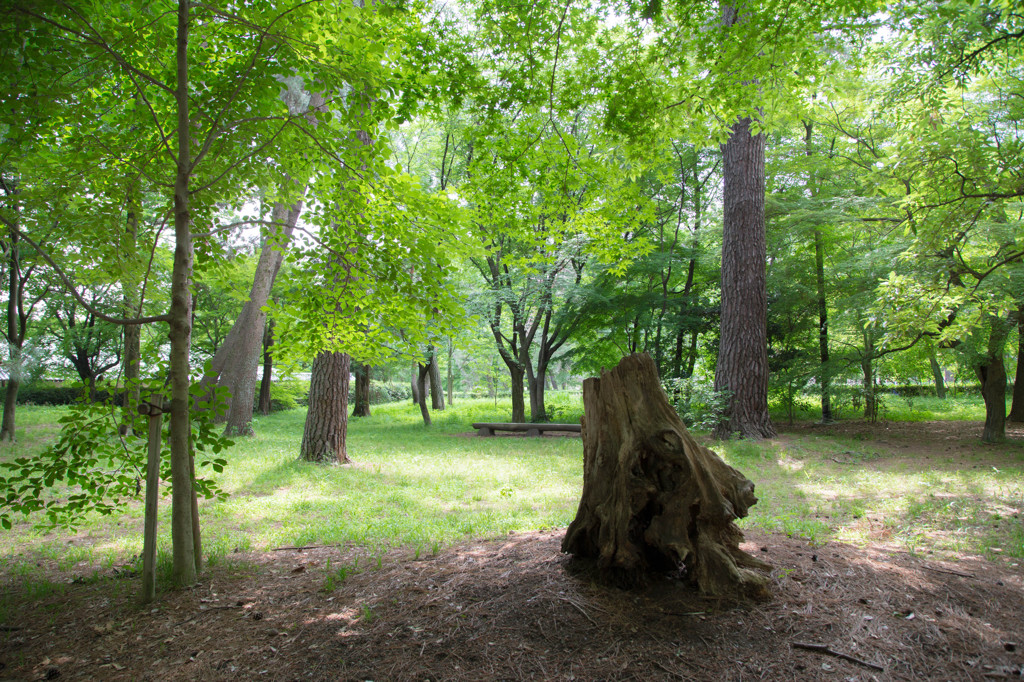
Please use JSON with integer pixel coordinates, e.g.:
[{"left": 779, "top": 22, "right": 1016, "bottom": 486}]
[
  {"left": 526, "top": 428, "right": 541, "bottom": 437},
  {"left": 477, "top": 427, "right": 494, "bottom": 437}
]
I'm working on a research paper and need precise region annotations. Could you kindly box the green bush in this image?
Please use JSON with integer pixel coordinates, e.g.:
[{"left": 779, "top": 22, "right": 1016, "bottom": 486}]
[
  {"left": 15, "top": 383, "right": 85, "bottom": 406},
  {"left": 260, "top": 379, "right": 310, "bottom": 412},
  {"left": 662, "top": 376, "right": 731, "bottom": 431},
  {"left": 369, "top": 380, "right": 412, "bottom": 405}
]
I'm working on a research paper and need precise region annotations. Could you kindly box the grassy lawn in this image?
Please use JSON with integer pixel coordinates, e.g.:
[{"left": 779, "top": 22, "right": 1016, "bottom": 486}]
[{"left": 0, "top": 391, "right": 1021, "bottom": 599}]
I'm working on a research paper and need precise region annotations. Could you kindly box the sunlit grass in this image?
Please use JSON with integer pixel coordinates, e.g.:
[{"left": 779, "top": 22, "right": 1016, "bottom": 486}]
[{"left": 1, "top": 391, "right": 1022, "bottom": 599}]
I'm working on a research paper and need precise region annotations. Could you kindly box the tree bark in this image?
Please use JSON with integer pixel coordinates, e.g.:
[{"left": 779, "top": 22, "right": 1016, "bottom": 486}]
[
  {"left": 1, "top": 226, "right": 22, "bottom": 442},
  {"left": 300, "top": 351, "right": 351, "bottom": 463},
  {"left": 257, "top": 315, "right": 274, "bottom": 416},
  {"left": 168, "top": 0, "right": 197, "bottom": 586},
  {"left": 428, "top": 353, "right": 444, "bottom": 410},
  {"left": 411, "top": 362, "right": 419, "bottom": 405},
  {"left": 352, "top": 361, "right": 371, "bottom": 417},
  {"left": 713, "top": 116, "right": 774, "bottom": 439},
  {"left": 977, "top": 316, "right": 1010, "bottom": 443},
  {"left": 1008, "top": 309, "right": 1023, "bottom": 422},
  {"left": 208, "top": 199, "right": 302, "bottom": 436},
  {"left": 928, "top": 349, "right": 947, "bottom": 400},
  {"left": 562, "top": 354, "right": 770, "bottom": 597},
  {"left": 121, "top": 192, "right": 142, "bottom": 433},
  {"left": 417, "top": 359, "right": 431, "bottom": 426}
]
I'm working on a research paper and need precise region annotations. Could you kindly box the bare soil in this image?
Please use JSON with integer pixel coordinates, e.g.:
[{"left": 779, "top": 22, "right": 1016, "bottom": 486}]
[{"left": 2, "top": 421, "right": 1023, "bottom": 681}]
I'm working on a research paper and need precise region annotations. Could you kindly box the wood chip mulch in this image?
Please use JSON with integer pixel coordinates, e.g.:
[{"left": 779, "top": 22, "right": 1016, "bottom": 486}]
[{"left": 2, "top": 528, "right": 1022, "bottom": 681}]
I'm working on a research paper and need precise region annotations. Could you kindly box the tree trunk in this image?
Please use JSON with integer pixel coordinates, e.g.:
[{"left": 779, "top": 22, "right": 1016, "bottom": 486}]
[
  {"left": 411, "top": 363, "right": 419, "bottom": 404},
  {"left": 929, "top": 350, "right": 947, "bottom": 401},
  {"left": 977, "top": 316, "right": 1010, "bottom": 443},
  {"left": 713, "top": 116, "right": 774, "bottom": 439},
  {"left": 257, "top": 316, "right": 274, "bottom": 416},
  {"left": 211, "top": 199, "right": 302, "bottom": 436},
  {"left": 446, "top": 339, "right": 454, "bottom": 406},
  {"left": 121, "top": 195, "right": 142, "bottom": 433},
  {"left": 562, "top": 354, "right": 769, "bottom": 597},
  {"left": 300, "top": 351, "right": 351, "bottom": 463},
  {"left": 428, "top": 353, "right": 444, "bottom": 410},
  {"left": 1, "top": 226, "right": 22, "bottom": 442},
  {"left": 352, "top": 361, "right": 371, "bottom": 417},
  {"left": 0, "top": 379, "right": 19, "bottom": 442},
  {"left": 813, "top": 228, "right": 832, "bottom": 422},
  {"left": 1008, "top": 310, "right": 1023, "bottom": 423},
  {"left": 508, "top": 364, "right": 526, "bottom": 423},
  {"left": 417, "top": 360, "right": 431, "bottom": 426},
  {"left": 168, "top": 0, "right": 197, "bottom": 586}
]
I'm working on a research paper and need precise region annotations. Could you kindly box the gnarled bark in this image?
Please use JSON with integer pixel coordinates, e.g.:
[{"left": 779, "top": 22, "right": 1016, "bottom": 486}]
[
  {"left": 562, "top": 353, "right": 770, "bottom": 598},
  {"left": 300, "top": 351, "right": 351, "bottom": 464}
]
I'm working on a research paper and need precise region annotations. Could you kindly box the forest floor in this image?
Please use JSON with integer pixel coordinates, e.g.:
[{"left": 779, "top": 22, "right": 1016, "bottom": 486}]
[{"left": 2, "top": 420, "right": 1023, "bottom": 681}]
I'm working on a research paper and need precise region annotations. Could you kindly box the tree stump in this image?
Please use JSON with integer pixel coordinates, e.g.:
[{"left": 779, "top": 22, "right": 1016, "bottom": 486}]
[{"left": 562, "top": 354, "right": 770, "bottom": 598}]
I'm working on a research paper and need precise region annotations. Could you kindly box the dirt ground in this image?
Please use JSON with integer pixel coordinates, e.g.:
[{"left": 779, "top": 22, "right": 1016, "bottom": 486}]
[{"left": 2, "top": 421, "right": 1023, "bottom": 681}]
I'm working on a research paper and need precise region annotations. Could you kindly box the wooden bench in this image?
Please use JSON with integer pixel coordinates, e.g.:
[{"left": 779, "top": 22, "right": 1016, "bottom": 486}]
[{"left": 472, "top": 422, "right": 582, "bottom": 437}]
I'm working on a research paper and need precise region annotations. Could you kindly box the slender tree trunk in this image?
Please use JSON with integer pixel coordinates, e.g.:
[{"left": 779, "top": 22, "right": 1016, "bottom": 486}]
[
  {"left": 121, "top": 194, "right": 142, "bottom": 433},
  {"left": 1008, "top": 310, "right": 1024, "bottom": 422},
  {"left": 713, "top": 116, "right": 774, "bottom": 439},
  {"left": 352, "top": 361, "right": 371, "bottom": 417},
  {"left": 977, "top": 316, "right": 1010, "bottom": 443},
  {"left": 929, "top": 350, "right": 947, "bottom": 400},
  {"left": 168, "top": 0, "right": 197, "bottom": 586},
  {"left": 257, "top": 316, "right": 275, "bottom": 415},
  {"left": 300, "top": 351, "right": 351, "bottom": 463}
]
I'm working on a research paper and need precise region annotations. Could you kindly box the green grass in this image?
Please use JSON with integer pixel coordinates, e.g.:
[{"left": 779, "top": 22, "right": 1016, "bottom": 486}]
[{"left": 0, "top": 391, "right": 1022, "bottom": 605}]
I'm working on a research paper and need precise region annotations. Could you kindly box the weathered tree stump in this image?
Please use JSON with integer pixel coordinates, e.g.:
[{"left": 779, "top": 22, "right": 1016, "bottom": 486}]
[{"left": 562, "top": 354, "right": 770, "bottom": 598}]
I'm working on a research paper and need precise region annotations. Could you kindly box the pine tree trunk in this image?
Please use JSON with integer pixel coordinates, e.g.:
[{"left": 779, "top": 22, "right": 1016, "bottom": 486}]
[
  {"left": 714, "top": 116, "right": 774, "bottom": 439},
  {"left": 562, "top": 354, "right": 769, "bottom": 597},
  {"left": 300, "top": 351, "right": 351, "bottom": 463},
  {"left": 352, "top": 361, "right": 371, "bottom": 417}
]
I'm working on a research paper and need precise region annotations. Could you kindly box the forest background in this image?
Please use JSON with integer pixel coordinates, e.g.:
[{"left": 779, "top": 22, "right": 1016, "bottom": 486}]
[{"left": 0, "top": 0, "right": 1022, "bottom": 590}]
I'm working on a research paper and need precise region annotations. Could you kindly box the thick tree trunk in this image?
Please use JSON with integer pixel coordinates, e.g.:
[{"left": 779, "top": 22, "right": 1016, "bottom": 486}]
[
  {"left": 257, "top": 316, "right": 274, "bottom": 416},
  {"left": 0, "top": 379, "right": 19, "bottom": 441},
  {"left": 352, "top": 361, "right": 371, "bottom": 417},
  {"left": 977, "top": 317, "right": 1010, "bottom": 443},
  {"left": 929, "top": 350, "right": 947, "bottom": 401},
  {"left": 428, "top": 353, "right": 444, "bottom": 410},
  {"left": 300, "top": 351, "right": 351, "bottom": 463},
  {"left": 210, "top": 199, "right": 302, "bottom": 436},
  {"left": 169, "top": 0, "right": 197, "bottom": 586},
  {"left": 714, "top": 117, "right": 774, "bottom": 439},
  {"left": 1008, "top": 310, "right": 1024, "bottom": 423},
  {"left": 562, "top": 354, "right": 769, "bottom": 597},
  {"left": 508, "top": 364, "right": 526, "bottom": 423}
]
